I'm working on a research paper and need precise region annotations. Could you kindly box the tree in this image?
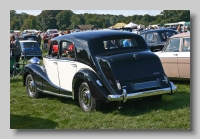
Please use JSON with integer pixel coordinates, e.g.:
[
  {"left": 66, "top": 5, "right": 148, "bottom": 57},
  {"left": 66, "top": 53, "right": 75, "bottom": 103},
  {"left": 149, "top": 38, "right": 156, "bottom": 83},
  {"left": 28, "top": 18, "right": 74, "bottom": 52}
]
[
  {"left": 55, "top": 10, "right": 73, "bottom": 30},
  {"left": 36, "top": 10, "right": 62, "bottom": 31}
]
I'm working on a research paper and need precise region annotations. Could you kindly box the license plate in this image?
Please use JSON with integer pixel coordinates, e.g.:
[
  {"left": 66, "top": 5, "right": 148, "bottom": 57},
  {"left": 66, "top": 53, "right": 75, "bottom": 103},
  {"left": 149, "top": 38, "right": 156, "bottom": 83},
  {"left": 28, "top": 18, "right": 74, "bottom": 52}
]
[{"left": 134, "top": 81, "right": 158, "bottom": 90}]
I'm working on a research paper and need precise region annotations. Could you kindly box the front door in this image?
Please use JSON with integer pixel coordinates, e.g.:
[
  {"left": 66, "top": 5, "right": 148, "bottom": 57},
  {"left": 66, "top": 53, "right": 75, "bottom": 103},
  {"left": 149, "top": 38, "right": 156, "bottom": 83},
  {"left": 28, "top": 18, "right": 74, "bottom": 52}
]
[{"left": 158, "top": 38, "right": 181, "bottom": 78}]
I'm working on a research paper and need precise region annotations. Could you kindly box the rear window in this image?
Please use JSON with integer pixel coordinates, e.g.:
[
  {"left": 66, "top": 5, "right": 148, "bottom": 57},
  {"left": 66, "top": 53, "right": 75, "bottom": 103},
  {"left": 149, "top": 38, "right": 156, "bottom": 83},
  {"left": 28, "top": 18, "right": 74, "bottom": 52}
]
[
  {"left": 103, "top": 38, "right": 139, "bottom": 50},
  {"left": 22, "top": 42, "right": 39, "bottom": 48}
]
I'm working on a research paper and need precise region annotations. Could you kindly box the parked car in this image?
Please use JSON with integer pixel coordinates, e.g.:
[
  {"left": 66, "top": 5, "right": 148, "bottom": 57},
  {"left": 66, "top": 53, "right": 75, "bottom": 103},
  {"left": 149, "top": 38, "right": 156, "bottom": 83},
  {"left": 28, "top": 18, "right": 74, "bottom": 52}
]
[
  {"left": 22, "top": 30, "right": 177, "bottom": 112},
  {"left": 154, "top": 33, "right": 190, "bottom": 80},
  {"left": 19, "top": 40, "right": 42, "bottom": 59},
  {"left": 140, "top": 29, "right": 178, "bottom": 52},
  {"left": 20, "top": 34, "right": 38, "bottom": 41}
]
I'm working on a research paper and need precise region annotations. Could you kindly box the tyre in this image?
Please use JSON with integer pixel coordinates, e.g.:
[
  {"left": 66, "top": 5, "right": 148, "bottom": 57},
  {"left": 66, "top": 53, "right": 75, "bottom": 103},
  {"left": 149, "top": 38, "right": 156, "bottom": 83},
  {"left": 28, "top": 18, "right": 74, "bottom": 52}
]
[
  {"left": 26, "top": 74, "right": 39, "bottom": 98},
  {"left": 78, "top": 82, "right": 100, "bottom": 112}
]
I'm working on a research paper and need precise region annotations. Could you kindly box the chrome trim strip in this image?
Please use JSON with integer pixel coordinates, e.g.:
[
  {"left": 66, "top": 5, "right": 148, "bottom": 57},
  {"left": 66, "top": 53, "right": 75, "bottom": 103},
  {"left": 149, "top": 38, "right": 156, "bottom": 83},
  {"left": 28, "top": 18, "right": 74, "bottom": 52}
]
[
  {"left": 108, "top": 82, "right": 177, "bottom": 101},
  {"left": 37, "top": 88, "right": 73, "bottom": 98}
]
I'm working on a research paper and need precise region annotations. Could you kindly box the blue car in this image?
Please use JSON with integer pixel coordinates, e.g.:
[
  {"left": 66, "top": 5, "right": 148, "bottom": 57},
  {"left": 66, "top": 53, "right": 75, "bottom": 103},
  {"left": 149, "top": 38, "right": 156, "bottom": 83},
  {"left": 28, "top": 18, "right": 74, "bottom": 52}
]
[{"left": 19, "top": 40, "right": 42, "bottom": 59}]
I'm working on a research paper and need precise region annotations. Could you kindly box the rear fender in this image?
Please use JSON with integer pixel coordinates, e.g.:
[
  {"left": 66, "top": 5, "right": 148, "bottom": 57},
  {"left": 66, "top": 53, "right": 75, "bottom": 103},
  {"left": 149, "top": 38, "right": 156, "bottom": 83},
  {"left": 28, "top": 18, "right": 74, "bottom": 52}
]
[{"left": 72, "top": 69, "right": 111, "bottom": 101}]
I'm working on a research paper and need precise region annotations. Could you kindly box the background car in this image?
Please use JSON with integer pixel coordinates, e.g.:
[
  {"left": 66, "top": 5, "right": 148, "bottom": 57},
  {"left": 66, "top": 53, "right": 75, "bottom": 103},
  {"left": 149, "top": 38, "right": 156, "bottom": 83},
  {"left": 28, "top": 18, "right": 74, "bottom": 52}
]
[
  {"left": 20, "top": 34, "right": 38, "bottom": 41},
  {"left": 154, "top": 33, "right": 190, "bottom": 80},
  {"left": 140, "top": 29, "right": 178, "bottom": 52},
  {"left": 19, "top": 40, "right": 42, "bottom": 59}
]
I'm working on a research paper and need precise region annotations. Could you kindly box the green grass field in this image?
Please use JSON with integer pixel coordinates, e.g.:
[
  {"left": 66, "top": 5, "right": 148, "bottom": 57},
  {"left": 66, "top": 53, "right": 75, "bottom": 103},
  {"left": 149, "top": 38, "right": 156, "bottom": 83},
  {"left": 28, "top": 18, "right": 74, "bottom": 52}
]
[{"left": 10, "top": 73, "right": 190, "bottom": 129}]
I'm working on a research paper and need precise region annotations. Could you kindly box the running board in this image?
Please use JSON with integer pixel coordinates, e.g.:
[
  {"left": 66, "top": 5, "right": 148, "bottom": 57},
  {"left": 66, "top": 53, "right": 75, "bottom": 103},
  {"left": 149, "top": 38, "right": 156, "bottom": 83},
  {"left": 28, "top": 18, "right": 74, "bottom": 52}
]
[{"left": 37, "top": 88, "right": 73, "bottom": 98}]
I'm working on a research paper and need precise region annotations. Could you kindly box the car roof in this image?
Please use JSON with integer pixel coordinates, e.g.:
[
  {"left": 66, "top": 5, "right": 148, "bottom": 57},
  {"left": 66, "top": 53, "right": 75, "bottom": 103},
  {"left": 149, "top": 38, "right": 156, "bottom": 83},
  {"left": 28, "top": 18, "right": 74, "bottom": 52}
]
[
  {"left": 170, "top": 32, "right": 190, "bottom": 38},
  {"left": 19, "top": 40, "right": 37, "bottom": 42},
  {"left": 51, "top": 30, "right": 140, "bottom": 41},
  {"left": 140, "top": 28, "right": 177, "bottom": 34}
]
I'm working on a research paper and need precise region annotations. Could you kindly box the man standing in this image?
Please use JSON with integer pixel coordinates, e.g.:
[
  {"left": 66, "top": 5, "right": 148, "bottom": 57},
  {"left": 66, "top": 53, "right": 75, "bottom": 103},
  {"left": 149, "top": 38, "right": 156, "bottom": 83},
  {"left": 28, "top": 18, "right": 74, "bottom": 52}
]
[{"left": 10, "top": 34, "right": 22, "bottom": 68}]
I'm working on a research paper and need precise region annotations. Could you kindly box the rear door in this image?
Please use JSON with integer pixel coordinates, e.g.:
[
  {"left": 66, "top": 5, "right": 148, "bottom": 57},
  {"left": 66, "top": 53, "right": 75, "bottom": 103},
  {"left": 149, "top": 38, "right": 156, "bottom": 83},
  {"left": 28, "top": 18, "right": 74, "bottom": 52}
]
[{"left": 57, "top": 41, "right": 76, "bottom": 96}]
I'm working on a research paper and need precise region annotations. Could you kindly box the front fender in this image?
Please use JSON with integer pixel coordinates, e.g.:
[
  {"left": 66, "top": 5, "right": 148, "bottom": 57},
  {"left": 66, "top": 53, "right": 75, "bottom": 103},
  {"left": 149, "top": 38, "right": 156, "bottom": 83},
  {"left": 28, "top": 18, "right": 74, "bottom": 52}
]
[
  {"left": 22, "top": 63, "right": 45, "bottom": 89},
  {"left": 72, "top": 69, "right": 111, "bottom": 101},
  {"left": 22, "top": 63, "right": 60, "bottom": 94}
]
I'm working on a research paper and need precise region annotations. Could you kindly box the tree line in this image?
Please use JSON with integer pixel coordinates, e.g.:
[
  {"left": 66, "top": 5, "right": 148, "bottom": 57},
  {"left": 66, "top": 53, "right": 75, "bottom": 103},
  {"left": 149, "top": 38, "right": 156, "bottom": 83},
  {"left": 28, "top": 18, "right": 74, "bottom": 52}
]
[{"left": 10, "top": 10, "right": 190, "bottom": 31}]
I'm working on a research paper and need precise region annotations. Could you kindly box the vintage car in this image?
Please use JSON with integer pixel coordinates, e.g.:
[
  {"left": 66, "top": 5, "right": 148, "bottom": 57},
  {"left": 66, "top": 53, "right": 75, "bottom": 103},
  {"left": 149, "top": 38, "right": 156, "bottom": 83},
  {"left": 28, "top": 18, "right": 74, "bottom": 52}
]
[
  {"left": 19, "top": 40, "right": 43, "bottom": 59},
  {"left": 140, "top": 29, "right": 178, "bottom": 52},
  {"left": 22, "top": 30, "right": 177, "bottom": 112},
  {"left": 154, "top": 33, "right": 190, "bottom": 80}
]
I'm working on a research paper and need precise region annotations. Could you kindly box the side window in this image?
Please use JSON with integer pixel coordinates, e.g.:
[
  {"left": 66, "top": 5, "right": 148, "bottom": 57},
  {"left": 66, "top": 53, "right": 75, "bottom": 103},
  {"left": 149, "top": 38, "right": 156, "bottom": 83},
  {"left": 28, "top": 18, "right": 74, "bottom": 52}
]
[
  {"left": 164, "top": 38, "right": 180, "bottom": 52},
  {"left": 140, "top": 34, "right": 145, "bottom": 39},
  {"left": 146, "top": 33, "right": 154, "bottom": 42},
  {"left": 60, "top": 41, "right": 75, "bottom": 59},
  {"left": 182, "top": 38, "right": 190, "bottom": 52}
]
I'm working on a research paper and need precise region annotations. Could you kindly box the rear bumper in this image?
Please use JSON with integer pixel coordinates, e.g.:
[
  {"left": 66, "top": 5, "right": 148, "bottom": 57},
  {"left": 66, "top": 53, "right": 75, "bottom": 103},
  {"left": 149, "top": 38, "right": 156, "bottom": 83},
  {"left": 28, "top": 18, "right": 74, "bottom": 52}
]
[{"left": 108, "top": 81, "right": 177, "bottom": 102}]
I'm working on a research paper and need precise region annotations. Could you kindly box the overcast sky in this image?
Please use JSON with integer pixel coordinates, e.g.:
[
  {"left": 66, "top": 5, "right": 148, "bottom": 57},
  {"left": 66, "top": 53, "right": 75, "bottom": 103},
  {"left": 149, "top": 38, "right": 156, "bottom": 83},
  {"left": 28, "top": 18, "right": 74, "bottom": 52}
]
[{"left": 15, "top": 10, "right": 163, "bottom": 16}]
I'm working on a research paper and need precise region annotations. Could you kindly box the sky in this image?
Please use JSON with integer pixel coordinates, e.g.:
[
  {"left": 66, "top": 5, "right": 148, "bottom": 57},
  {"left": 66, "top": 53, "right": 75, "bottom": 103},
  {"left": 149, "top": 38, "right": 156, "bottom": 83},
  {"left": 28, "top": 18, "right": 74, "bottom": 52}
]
[{"left": 15, "top": 10, "right": 163, "bottom": 16}]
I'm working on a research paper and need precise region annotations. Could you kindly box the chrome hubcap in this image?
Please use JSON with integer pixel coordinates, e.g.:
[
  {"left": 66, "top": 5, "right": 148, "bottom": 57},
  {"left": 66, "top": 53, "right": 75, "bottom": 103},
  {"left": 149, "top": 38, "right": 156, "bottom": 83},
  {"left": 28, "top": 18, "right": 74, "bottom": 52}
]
[
  {"left": 82, "top": 90, "right": 91, "bottom": 107},
  {"left": 28, "top": 78, "right": 35, "bottom": 95}
]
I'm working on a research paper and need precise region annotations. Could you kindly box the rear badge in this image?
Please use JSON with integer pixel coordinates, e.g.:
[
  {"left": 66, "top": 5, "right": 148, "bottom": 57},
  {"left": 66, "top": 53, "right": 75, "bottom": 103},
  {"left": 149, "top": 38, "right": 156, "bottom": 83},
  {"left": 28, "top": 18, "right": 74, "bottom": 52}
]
[
  {"left": 153, "top": 72, "right": 160, "bottom": 75},
  {"left": 116, "top": 80, "right": 121, "bottom": 90},
  {"left": 133, "top": 54, "right": 137, "bottom": 59}
]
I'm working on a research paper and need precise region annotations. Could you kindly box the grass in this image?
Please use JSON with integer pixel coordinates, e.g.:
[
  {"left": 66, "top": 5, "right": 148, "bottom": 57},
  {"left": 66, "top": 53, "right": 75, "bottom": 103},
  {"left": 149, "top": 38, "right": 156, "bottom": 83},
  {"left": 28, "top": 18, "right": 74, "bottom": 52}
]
[{"left": 10, "top": 73, "right": 190, "bottom": 129}]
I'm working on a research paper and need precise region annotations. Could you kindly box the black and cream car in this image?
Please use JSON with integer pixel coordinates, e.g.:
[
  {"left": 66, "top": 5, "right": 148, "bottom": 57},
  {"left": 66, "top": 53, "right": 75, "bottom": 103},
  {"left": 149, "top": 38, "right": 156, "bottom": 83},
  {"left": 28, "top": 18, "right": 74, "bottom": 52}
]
[{"left": 22, "top": 30, "right": 177, "bottom": 112}]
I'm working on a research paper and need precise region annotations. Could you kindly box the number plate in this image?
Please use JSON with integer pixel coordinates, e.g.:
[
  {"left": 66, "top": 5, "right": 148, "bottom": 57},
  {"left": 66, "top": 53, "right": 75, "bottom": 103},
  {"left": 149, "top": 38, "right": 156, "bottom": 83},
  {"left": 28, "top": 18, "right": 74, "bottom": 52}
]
[{"left": 134, "top": 81, "right": 158, "bottom": 90}]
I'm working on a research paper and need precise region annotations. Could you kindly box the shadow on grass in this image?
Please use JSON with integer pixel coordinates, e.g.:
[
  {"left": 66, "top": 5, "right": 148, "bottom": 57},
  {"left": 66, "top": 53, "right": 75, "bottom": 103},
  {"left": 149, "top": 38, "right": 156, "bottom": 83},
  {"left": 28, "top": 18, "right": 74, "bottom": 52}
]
[
  {"left": 10, "top": 114, "right": 58, "bottom": 129},
  {"left": 99, "top": 90, "right": 190, "bottom": 116}
]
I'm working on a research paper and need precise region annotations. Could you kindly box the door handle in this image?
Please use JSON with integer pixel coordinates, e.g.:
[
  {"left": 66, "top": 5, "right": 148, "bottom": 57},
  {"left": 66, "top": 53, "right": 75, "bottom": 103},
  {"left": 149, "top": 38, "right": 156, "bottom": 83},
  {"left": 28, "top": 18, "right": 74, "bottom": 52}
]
[
  {"left": 71, "top": 64, "right": 77, "bottom": 67},
  {"left": 173, "top": 54, "right": 178, "bottom": 56}
]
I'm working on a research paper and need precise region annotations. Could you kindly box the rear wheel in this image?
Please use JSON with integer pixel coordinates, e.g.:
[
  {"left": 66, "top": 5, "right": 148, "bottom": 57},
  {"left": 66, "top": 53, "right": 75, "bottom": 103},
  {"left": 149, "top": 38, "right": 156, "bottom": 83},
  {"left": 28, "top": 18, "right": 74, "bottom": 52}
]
[
  {"left": 78, "top": 82, "right": 100, "bottom": 112},
  {"left": 26, "top": 74, "right": 39, "bottom": 98}
]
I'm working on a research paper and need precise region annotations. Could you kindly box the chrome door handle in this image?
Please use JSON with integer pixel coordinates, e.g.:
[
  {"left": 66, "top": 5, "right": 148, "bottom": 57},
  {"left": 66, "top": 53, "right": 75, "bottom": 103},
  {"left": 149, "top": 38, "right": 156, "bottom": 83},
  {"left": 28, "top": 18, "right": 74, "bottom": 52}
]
[
  {"left": 173, "top": 54, "right": 178, "bottom": 56},
  {"left": 71, "top": 64, "right": 77, "bottom": 67}
]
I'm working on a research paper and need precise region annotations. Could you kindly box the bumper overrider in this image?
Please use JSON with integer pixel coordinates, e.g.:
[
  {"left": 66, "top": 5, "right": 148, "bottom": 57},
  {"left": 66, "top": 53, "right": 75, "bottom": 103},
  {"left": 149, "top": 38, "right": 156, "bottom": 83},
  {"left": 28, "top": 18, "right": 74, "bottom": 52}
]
[{"left": 108, "top": 81, "right": 177, "bottom": 102}]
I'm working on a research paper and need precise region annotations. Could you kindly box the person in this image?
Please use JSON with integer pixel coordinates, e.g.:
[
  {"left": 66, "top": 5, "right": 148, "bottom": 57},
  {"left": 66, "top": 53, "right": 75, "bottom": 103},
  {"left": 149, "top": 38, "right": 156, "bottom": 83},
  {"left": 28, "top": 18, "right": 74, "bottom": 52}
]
[
  {"left": 176, "top": 25, "right": 182, "bottom": 34},
  {"left": 59, "top": 31, "right": 64, "bottom": 36},
  {"left": 37, "top": 32, "right": 42, "bottom": 47},
  {"left": 123, "top": 39, "right": 132, "bottom": 47},
  {"left": 42, "top": 33, "right": 49, "bottom": 50},
  {"left": 65, "top": 30, "right": 71, "bottom": 34},
  {"left": 183, "top": 39, "right": 190, "bottom": 52},
  {"left": 185, "top": 26, "right": 190, "bottom": 33},
  {"left": 10, "top": 34, "right": 22, "bottom": 68}
]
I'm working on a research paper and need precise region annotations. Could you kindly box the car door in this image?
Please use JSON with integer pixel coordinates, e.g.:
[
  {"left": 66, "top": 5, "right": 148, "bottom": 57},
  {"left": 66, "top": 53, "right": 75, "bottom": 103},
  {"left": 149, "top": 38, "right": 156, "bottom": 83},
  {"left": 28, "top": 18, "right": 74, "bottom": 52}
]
[
  {"left": 43, "top": 55, "right": 60, "bottom": 92},
  {"left": 158, "top": 38, "right": 181, "bottom": 78},
  {"left": 57, "top": 41, "right": 77, "bottom": 95},
  {"left": 177, "top": 37, "right": 190, "bottom": 79}
]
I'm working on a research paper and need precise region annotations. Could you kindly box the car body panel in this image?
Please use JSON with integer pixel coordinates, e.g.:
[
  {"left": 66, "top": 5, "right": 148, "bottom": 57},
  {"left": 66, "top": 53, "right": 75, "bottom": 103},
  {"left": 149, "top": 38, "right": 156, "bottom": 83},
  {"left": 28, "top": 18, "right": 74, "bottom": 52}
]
[{"left": 154, "top": 33, "right": 190, "bottom": 80}]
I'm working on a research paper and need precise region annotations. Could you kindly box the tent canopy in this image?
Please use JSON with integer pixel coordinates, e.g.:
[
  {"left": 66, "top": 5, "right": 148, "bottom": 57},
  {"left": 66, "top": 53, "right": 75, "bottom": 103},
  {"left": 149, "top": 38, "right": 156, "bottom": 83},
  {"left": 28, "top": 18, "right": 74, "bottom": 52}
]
[
  {"left": 124, "top": 22, "right": 138, "bottom": 28},
  {"left": 113, "top": 22, "right": 127, "bottom": 28}
]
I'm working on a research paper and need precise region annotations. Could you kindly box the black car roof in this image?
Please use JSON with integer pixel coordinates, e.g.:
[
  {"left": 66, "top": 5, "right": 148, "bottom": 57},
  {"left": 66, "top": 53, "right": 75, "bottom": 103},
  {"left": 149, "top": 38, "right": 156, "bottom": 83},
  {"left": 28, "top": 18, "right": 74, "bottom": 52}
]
[
  {"left": 140, "top": 28, "right": 177, "bottom": 34},
  {"left": 51, "top": 30, "right": 140, "bottom": 41}
]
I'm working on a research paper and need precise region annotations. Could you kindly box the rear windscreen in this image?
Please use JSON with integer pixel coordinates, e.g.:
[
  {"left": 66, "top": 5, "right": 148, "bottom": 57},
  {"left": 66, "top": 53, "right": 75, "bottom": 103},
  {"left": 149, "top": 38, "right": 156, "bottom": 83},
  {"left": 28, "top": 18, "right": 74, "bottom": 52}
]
[{"left": 22, "top": 42, "right": 39, "bottom": 48}]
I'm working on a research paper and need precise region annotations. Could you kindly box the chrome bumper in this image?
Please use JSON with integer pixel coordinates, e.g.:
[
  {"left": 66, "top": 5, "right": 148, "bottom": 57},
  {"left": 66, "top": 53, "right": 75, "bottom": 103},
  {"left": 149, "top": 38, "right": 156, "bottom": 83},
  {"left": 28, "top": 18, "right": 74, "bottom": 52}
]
[{"left": 108, "top": 81, "right": 177, "bottom": 102}]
